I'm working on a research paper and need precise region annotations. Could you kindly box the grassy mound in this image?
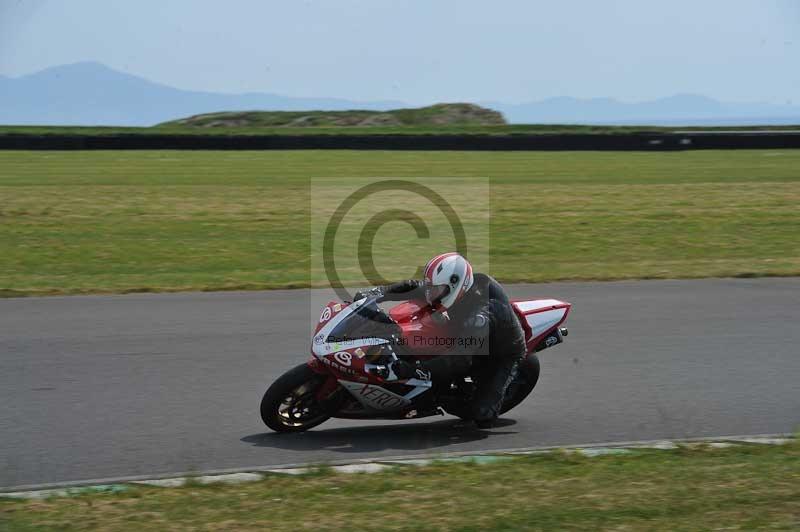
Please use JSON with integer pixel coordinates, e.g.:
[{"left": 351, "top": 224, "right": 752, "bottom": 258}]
[{"left": 159, "top": 103, "right": 506, "bottom": 128}]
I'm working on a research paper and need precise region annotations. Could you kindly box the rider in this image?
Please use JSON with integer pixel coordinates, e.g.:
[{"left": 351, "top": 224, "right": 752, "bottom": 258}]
[{"left": 354, "top": 252, "right": 526, "bottom": 428}]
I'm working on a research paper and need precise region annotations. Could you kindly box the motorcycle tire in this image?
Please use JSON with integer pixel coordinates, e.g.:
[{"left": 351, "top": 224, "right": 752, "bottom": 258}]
[{"left": 260, "top": 363, "right": 331, "bottom": 433}]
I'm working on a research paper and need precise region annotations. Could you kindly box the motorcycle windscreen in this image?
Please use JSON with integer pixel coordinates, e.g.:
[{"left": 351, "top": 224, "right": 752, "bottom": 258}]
[{"left": 325, "top": 302, "right": 397, "bottom": 344}]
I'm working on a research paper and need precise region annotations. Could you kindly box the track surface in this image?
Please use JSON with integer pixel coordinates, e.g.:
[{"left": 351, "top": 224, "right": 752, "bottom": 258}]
[{"left": 2, "top": 278, "right": 799, "bottom": 489}]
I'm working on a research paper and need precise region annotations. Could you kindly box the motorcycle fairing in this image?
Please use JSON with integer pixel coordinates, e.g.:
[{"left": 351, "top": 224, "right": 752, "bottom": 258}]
[
  {"left": 310, "top": 298, "right": 432, "bottom": 412},
  {"left": 388, "top": 299, "right": 451, "bottom": 355},
  {"left": 511, "top": 299, "right": 571, "bottom": 351},
  {"left": 339, "top": 380, "right": 431, "bottom": 411}
]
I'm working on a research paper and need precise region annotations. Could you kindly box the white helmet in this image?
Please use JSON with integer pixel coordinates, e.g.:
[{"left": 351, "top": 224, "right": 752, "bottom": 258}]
[{"left": 423, "top": 253, "right": 474, "bottom": 310}]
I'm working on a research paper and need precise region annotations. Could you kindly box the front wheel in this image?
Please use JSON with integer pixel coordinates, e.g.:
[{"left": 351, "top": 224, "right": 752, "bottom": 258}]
[{"left": 260, "top": 363, "right": 331, "bottom": 433}]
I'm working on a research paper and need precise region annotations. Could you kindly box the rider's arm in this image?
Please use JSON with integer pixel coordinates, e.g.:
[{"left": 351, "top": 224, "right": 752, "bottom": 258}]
[
  {"left": 456, "top": 310, "right": 493, "bottom": 357},
  {"left": 381, "top": 279, "right": 425, "bottom": 301}
]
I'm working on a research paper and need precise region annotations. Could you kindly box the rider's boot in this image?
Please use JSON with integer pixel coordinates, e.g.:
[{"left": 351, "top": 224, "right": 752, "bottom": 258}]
[{"left": 471, "top": 354, "right": 520, "bottom": 428}]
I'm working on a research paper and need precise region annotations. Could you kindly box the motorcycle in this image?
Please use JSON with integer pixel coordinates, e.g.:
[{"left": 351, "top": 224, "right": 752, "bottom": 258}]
[{"left": 260, "top": 294, "right": 571, "bottom": 432}]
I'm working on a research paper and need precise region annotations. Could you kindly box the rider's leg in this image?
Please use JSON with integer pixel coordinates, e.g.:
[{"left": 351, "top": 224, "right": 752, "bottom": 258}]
[
  {"left": 418, "top": 354, "right": 472, "bottom": 381},
  {"left": 470, "top": 352, "right": 521, "bottom": 428}
]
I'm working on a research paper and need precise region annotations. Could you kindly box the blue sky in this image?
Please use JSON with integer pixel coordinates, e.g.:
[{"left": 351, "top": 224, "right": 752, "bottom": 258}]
[{"left": 1, "top": 0, "right": 797, "bottom": 105}]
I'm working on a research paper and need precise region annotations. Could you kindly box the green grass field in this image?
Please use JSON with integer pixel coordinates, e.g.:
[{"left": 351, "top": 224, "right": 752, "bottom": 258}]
[
  {"left": 1, "top": 150, "right": 799, "bottom": 296},
  {"left": 2, "top": 443, "right": 798, "bottom": 531}
]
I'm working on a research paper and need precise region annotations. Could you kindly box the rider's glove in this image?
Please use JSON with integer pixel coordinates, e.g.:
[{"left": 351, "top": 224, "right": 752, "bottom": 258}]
[
  {"left": 353, "top": 286, "right": 385, "bottom": 301},
  {"left": 392, "top": 359, "right": 431, "bottom": 381}
]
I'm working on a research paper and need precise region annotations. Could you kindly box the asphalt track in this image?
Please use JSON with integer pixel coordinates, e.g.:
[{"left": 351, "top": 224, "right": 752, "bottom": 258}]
[{"left": 2, "top": 278, "right": 799, "bottom": 490}]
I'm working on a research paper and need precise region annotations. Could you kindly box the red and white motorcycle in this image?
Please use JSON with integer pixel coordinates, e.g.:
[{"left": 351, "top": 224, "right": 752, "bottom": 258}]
[{"left": 260, "top": 294, "right": 571, "bottom": 432}]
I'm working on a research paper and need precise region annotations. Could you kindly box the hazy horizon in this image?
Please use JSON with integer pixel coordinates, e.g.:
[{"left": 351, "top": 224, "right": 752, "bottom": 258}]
[
  {"left": 2, "top": 60, "right": 795, "bottom": 108},
  {"left": 1, "top": 0, "right": 798, "bottom": 106}
]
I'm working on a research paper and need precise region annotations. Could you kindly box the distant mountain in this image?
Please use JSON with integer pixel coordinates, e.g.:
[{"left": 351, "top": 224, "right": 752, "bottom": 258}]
[
  {"left": 0, "top": 62, "right": 403, "bottom": 126},
  {"left": 487, "top": 94, "right": 800, "bottom": 125},
  {"left": 1, "top": 62, "right": 799, "bottom": 126}
]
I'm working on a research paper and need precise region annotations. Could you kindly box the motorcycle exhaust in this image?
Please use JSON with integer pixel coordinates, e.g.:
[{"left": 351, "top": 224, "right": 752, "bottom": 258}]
[{"left": 534, "top": 327, "right": 568, "bottom": 352}]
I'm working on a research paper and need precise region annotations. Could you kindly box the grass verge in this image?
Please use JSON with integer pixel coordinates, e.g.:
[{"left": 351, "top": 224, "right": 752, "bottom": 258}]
[
  {"left": 1, "top": 442, "right": 799, "bottom": 531},
  {"left": 1, "top": 150, "right": 800, "bottom": 296}
]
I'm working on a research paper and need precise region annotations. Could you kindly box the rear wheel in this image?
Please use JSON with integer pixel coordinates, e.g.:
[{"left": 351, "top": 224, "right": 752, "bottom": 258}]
[{"left": 260, "top": 364, "right": 331, "bottom": 433}]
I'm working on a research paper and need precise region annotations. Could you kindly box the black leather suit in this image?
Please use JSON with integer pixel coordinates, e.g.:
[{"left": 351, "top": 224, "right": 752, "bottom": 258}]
[{"left": 367, "top": 273, "right": 527, "bottom": 423}]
